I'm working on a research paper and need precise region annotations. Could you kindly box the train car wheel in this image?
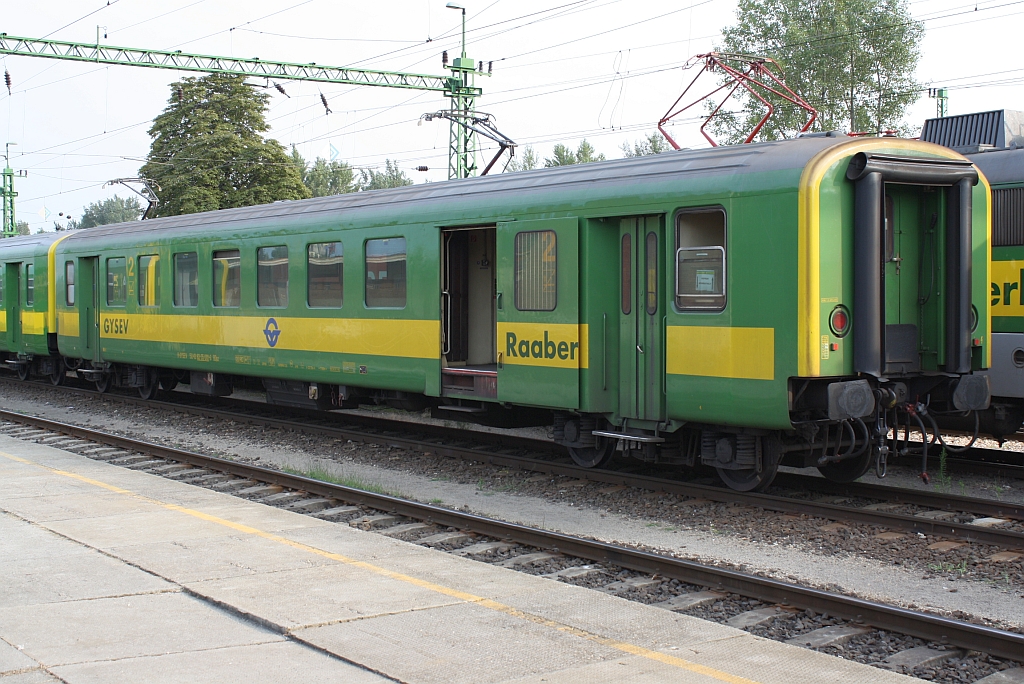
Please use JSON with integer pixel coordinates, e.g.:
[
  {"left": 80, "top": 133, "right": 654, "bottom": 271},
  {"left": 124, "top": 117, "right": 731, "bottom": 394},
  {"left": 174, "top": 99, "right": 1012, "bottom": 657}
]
[
  {"left": 716, "top": 463, "right": 779, "bottom": 492},
  {"left": 817, "top": 450, "right": 873, "bottom": 483},
  {"left": 16, "top": 364, "right": 30, "bottom": 381},
  {"left": 158, "top": 372, "right": 179, "bottom": 392},
  {"left": 139, "top": 369, "right": 160, "bottom": 400},
  {"left": 94, "top": 373, "right": 112, "bottom": 393},
  {"left": 49, "top": 360, "right": 66, "bottom": 386},
  {"left": 568, "top": 442, "right": 614, "bottom": 469}
]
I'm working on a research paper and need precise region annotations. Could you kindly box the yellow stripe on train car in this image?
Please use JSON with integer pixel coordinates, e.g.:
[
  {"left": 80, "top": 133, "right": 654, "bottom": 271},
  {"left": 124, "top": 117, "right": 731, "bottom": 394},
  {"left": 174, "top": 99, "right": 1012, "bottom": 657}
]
[
  {"left": 57, "top": 311, "right": 79, "bottom": 334},
  {"left": 21, "top": 311, "right": 47, "bottom": 336},
  {"left": 97, "top": 313, "right": 441, "bottom": 359},
  {"left": 666, "top": 326, "right": 775, "bottom": 381},
  {"left": 496, "top": 323, "right": 589, "bottom": 369}
]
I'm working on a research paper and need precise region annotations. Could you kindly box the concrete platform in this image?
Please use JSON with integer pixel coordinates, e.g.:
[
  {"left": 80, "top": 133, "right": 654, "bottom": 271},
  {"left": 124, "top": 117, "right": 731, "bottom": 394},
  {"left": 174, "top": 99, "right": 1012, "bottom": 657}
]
[{"left": 0, "top": 434, "right": 918, "bottom": 684}]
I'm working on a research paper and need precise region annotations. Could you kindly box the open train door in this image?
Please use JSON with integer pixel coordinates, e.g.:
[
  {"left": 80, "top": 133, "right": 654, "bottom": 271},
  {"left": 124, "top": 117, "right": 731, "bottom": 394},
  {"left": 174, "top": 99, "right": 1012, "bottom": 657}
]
[{"left": 495, "top": 218, "right": 580, "bottom": 409}]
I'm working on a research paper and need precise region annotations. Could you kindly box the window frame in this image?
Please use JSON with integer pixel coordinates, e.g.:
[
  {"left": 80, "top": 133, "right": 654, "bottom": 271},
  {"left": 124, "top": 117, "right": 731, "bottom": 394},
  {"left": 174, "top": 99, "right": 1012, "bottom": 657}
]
[
  {"left": 211, "top": 248, "right": 241, "bottom": 308},
  {"left": 673, "top": 206, "right": 727, "bottom": 313},
  {"left": 65, "top": 260, "right": 75, "bottom": 306},
  {"left": 256, "top": 245, "right": 290, "bottom": 308},
  {"left": 137, "top": 254, "right": 160, "bottom": 307},
  {"left": 306, "top": 240, "right": 344, "bottom": 309},
  {"left": 364, "top": 236, "right": 407, "bottom": 309},
  {"left": 513, "top": 229, "right": 558, "bottom": 312},
  {"left": 105, "top": 257, "right": 127, "bottom": 307},
  {"left": 172, "top": 251, "right": 199, "bottom": 308}
]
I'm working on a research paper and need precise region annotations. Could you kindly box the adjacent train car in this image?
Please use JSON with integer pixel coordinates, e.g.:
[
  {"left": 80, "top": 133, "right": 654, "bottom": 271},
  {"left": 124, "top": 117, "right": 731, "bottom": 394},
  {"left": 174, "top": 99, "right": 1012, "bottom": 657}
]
[
  {"left": 0, "top": 232, "right": 68, "bottom": 383},
  {"left": 1, "top": 135, "right": 992, "bottom": 491},
  {"left": 923, "top": 110, "right": 1024, "bottom": 439}
]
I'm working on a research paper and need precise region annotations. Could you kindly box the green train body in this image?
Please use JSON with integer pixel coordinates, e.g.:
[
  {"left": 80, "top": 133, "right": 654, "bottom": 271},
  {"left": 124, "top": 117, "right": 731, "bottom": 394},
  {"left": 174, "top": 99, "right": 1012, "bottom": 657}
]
[{"left": 0, "top": 135, "right": 993, "bottom": 490}]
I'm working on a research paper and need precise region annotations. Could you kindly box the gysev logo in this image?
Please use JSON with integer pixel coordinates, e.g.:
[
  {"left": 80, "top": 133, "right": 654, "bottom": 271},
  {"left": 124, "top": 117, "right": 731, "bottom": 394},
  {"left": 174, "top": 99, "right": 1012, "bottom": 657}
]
[
  {"left": 497, "top": 323, "right": 586, "bottom": 369},
  {"left": 102, "top": 316, "right": 129, "bottom": 335},
  {"left": 263, "top": 318, "right": 281, "bottom": 347}
]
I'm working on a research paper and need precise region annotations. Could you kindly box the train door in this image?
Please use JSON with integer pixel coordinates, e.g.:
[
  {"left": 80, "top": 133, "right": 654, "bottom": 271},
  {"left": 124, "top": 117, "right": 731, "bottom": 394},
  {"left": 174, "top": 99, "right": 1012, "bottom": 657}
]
[
  {"left": 79, "top": 257, "right": 100, "bottom": 364},
  {"left": 495, "top": 218, "right": 580, "bottom": 408},
  {"left": 619, "top": 216, "right": 665, "bottom": 422},
  {"left": 5, "top": 263, "right": 21, "bottom": 349},
  {"left": 440, "top": 226, "right": 498, "bottom": 400},
  {"left": 883, "top": 186, "right": 935, "bottom": 373}
]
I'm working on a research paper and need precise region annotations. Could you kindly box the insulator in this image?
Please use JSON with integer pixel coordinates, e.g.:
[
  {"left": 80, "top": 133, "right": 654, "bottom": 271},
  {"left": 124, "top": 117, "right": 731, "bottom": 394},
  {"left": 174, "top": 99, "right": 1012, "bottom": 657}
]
[
  {"left": 177, "top": 87, "right": 183, "bottom": 102},
  {"left": 442, "top": 50, "right": 448, "bottom": 66},
  {"left": 488, "top": 61, "right": 493, "bottom": 74},
  {"left": 4, "top": 69, "right": 10, "bottom": 95},
  {"left": 416, "top": 166, "right": 429, "bottom": 172},
  {"left": 320, "top": 92, "right": 332, "bottom": 115},
  {"left": 274, "top": 83, "right": 289, "bottom": 98}
]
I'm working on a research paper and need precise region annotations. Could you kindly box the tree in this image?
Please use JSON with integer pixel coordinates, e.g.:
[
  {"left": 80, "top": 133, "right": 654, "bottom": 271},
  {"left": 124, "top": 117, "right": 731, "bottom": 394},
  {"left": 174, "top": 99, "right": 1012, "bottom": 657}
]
[
  {"left": 291, "top": 147, "right": 357, "bottom": 197},
  {"left": 140, "top": 74, "right": 310, "bottom": 217},
  {"left": 505, "top": 145, "right": 539, "bottom": 173},
  {"left": 15, "top": 221, "right": 29, "bottom": 235},
  {"left": 712, "top": 0, "right": 923, "bottom": 142},
  {"left": 543, "top": 140, "right": 606, "bottom": 167},
  {"left": 78, "top": 196, "right": 144, "bottom": 228},
  {"left": 359, "top": 160, "right": 413, "bottom": 191},
  {"left": 621, "top": 133, "right": 670, "bottom": 158}
]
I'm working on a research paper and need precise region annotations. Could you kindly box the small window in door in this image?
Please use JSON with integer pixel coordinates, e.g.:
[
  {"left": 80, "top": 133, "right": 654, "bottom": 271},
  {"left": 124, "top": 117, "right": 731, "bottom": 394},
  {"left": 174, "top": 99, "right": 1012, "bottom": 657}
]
[
  {"left": 0, "top": 265, "right": 5, "bottom": 305},
  {"left": 675, "top": 208, "right": 726, "bottom": 311},
  {"left": 645, "top": 232, "right": 658, "bottom": 315},
  {"left": 212, "top": 249, "right": 241, "bottom": 307},
  {"left": 257, "top": 246, "right": 289, "bottom": 307},
  {"left": 515, "top": 230, "right": 557, "bottom": 311},
  {"left": 138, "top": 255, "right": 159, "bottom": 307},
  {"left": 106, "top": 258, "right": 126, "bottom": 306},
  {"left": 25, "top": 264, "right": 34, "bottom": 307},
  {"left": 308, "top": 241, "right": 343, "bottom": 308},
  {"left": 65, "top": 261, "right": 75, "bottom": 306},
  {"left": 173, "top": 252, "right": 198, "bottom": 307},
  {"left": 365, "top": 238, "right": 406, "bottom": 308}
]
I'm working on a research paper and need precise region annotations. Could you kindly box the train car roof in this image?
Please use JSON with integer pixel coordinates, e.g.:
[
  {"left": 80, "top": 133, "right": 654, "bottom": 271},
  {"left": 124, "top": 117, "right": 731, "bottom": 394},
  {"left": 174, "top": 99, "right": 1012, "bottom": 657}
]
[
  {"left": 55, "top": 134, "right": 955, "bottom": 244},
  {"left": 0, "top": 231, "right": 67, "bottom": 255},
  {"left": 968, "top": 147, "right": 1024, "bottom": 185}
]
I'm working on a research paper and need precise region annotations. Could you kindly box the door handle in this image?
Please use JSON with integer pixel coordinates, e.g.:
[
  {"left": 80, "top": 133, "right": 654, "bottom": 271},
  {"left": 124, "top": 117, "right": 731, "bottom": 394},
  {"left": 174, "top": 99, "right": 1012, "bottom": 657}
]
[
  {"left": 498, "top": 351, "right": 503, "bottom": 369},
  {"left": 637, "top": 344, "right": 644, "bottom": 354},
  {"left": 495, "top": 292, "right": 503, "bottom": 310}
]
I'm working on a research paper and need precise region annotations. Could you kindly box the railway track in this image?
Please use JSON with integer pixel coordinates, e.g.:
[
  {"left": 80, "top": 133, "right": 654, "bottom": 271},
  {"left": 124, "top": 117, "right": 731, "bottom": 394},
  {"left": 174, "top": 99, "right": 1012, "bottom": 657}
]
[
  {"left": 3, "top": 376, "right": 1024, "bottom": 549},
  {"left": 1, "top": 409, "right": 1022, "bottom": 670}
]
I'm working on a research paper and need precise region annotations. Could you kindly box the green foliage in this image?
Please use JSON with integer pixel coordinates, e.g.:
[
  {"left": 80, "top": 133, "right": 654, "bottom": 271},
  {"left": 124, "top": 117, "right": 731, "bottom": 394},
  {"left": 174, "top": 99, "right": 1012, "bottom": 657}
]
[
  {"left": 15, "top": 220, "right": 29, "bottom": 235},
  {"left": 359, "top": 159, "right": 413, "bottom": 191},
  {"left": 713, "top": 0, "right": 923, "bottom": 142},
  {"left": 505, "top": 145, "right": 539, "bottom": 172},
  {"left": 79, "top": 195, "right": 144, "bottom": 228},
  {"left": 621, "top": 133, "right": 670, "bottom": 158},
  {"left": 291, "top": 147, "right": 356, "bottom": 197},
  {"left": 544, "top": 139, "right": 606, "bottom": 167},
  {"left": 140, "top": 74, "right": 310, "bottom": 217}
]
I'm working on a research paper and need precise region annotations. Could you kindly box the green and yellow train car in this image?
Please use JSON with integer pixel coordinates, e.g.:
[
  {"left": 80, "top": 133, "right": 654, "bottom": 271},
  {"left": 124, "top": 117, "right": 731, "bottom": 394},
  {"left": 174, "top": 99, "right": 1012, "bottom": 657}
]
[
  {"left": 3, "top": 134, "right": 992, "bottom": 491},
  {"left": 0, "top": 232, "right": 69, "bottom": 382}
]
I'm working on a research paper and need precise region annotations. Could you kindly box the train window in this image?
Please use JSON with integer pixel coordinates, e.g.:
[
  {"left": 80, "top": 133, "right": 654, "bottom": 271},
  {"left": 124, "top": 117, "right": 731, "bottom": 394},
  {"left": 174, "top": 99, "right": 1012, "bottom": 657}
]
[
  {"left": 26, "top": 264, "right": 34, "bottom": 307},
  {"left": 0, "top": 266, "right": 4, "bottom": 305},
  {"left": 212, "top": 249, "right": 241, "bottom": 308},
  {"left": 308, "top": 241, "right": 343, "bottom": 308},
  {"left": 675, "top": 208, "right": 726, "bottom": 311},
  {"left": 173, "top": 252, "right": 198, "bottom": 307},
  {"left": 65, "top": 261, "right": 75, "bottom": 306},
  {"left": 138, "top": 255, "right": 160, "bottom": 307},
  {"left": 365, "top": 238, "right": 406, "bottom": 308},
  {"left": 257, "top": 246, "right": 289, "bottom": 307},
  {"left": 514, "top": 230, "right": 557, "bottom": 311},
  {"left": 645, "top": 232, "right": 658, "bottom": 315},
  {"left": 106, "top": 258, "right": 126, "bottom": 306},
  {"left": 621, "top": 234, "right": 631, "bottom": 315}
]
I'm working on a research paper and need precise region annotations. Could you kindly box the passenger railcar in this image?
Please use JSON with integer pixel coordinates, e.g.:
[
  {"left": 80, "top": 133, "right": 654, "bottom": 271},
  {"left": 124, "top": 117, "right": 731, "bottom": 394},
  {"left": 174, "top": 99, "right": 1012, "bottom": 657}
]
[{"left": 0, "top": 135, "right": 993, "bottom": 491}]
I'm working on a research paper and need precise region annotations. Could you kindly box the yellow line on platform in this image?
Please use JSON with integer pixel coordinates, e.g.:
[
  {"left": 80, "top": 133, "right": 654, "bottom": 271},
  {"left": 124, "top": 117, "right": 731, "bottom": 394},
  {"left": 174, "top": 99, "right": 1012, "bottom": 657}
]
[{"left": 1, "top": 449, "right": 761, "bottom": 684}]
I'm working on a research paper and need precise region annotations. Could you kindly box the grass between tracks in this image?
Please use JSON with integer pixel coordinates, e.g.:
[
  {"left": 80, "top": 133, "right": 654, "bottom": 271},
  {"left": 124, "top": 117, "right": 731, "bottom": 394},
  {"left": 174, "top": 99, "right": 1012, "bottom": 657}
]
[{"left": 282, "top": 464, "right": 403, "bottom": 498}]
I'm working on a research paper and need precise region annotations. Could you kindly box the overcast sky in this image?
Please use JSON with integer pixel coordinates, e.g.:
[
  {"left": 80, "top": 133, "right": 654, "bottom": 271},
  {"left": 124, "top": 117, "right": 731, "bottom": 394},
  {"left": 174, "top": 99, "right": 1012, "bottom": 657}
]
[{"left": 2, "top": 0, "right": 1021, "bottom": 231}]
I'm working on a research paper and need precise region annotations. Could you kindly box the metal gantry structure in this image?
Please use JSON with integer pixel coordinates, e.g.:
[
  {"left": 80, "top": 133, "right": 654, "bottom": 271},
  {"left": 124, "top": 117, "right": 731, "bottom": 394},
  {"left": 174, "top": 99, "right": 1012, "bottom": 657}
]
[{"left": 0, "top": 24, "right": 500, "bottom": 235}]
